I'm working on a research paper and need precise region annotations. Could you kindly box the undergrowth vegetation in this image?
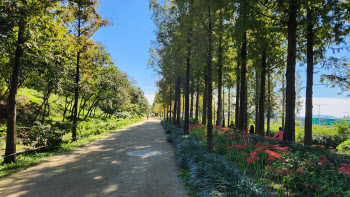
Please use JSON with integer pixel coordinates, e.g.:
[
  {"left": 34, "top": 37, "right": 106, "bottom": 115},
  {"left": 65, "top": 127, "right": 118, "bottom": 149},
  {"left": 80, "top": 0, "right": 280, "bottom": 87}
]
[{"left": 162, "top": 120, "right": 271, "bottom": 197}]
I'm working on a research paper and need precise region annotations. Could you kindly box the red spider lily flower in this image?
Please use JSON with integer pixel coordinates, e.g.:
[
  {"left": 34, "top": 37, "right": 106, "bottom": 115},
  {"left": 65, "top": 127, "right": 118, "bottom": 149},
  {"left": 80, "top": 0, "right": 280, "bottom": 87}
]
[
  {"left": 255, "top": 134, "right": 258, "bottom": 136},
  {"left": 234, "top": 144, "right": 247, "bottom": 149},
  {"left": 340, "top": 163, "right": 348, "bottom": 167},
  {"left": 226, "top": 146, "right": 232, "bottom": 150},
  {"left": 254, "top": 144, "right": 261, "bottom": 148},
  {"left": 295, "top": 167, "right": 305, "bottom": 173},
  {"left": 267, "top": 156, "right": 274, "bottom": 162},
  {"left": 247, "top": 158, "right": 254, "bottom": 163},
  {"left": 277, "top": 169, "right": 290, "bottom": 176},
  {"left": 320, "top": 155, "right": 327, "bottom": 160},
  {"left": 265, "top": 150, "right": 282, "bottom": 158},
  {"left": 338, "top": 167, "right": 350, "bottom": 176},
  {"left": 267, "top": 165, "right": 273, "bottom": 170},
  {"left": 319, "top": 160, "right": 326, "bottom": 165}
]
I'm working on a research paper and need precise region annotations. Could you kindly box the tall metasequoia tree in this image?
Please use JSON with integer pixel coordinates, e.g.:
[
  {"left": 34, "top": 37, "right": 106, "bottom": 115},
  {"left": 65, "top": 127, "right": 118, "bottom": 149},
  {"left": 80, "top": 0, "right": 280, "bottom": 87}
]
[
  {"left": 304, "top": 6, "right": 313, "bottom": 145},
  {"left": 184, "top": 0, "right": 193, "bottom": 135},
  {"left": 206, "top": 0, "right": 214, "bottom": 152},
  {"left": 257, "top": 48, "right": 266, "bottom": 136},
  {"left": 238, "top": 31, "right": 247, "bottom": 131},
  {"left": 283, "top": 0, "right": 298, "bottom": 142},
  {"left": 216, "top": 13, "right": 224, "bottom": 127},
  {"left": 235, "top": 63, "right": 240, "bottom": 127}
]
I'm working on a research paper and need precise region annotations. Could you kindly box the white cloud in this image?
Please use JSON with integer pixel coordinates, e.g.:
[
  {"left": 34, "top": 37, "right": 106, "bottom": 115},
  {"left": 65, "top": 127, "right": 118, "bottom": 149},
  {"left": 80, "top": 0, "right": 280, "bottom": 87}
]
[
  {"left": 298, "top": 97, "right": 350, "bottom": 118},
  {"left": 144, "top": 94, "right": 155, "bottom": 105}
]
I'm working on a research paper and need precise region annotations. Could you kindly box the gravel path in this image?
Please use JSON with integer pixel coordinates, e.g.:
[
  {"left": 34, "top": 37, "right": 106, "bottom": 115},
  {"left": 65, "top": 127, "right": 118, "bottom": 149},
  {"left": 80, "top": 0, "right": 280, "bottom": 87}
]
[{"left": 0, "top": 118, "right": 186, "bottom": 197}]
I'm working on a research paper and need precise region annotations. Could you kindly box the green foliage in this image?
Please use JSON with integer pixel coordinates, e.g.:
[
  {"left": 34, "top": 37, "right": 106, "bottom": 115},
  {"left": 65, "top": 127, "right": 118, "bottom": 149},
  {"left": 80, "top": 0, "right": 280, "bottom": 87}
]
[
  {"left": 162, "top": 120, "right": 271, "bottom": 197},
  {"left": 337, "top": 139, "right": 350, "bottom": 155},
  {"left": 23, "top": 122, "right": 64, "bottom": 148}
]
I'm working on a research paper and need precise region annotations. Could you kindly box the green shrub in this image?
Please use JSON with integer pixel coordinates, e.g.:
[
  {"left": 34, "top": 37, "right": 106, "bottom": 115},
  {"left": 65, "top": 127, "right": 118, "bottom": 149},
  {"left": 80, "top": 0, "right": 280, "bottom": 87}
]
[
  {"left": 337, "top": 139, "right": 350, "bottom": 152},
  {"left": 189, "top": 118, "right": 199, "bottom": 124},
  {"left": 24, "top": 122, "right": 64, "bottom": 148}
]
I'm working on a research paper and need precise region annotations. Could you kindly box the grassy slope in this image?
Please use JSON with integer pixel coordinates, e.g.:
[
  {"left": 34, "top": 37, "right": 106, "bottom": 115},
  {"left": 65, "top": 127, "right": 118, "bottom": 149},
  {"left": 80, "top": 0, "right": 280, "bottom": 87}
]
[{"left": 0, "top": 87, "right": 145, "bottom": 178}]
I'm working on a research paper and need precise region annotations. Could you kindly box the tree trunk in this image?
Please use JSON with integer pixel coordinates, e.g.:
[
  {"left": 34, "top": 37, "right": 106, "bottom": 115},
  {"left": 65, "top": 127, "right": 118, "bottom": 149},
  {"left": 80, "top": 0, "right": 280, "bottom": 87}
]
[
  {"left": 228, "top": 88, "right": 231, "bottom": 125},
  {"left": 258, "top": 48, "right": 266, "bottom": 136},
  {"left": 169, "top": 86, "right": 172, "bottom": 122},
  {"left": 184, "top": 4, "right": 193, "bottom": 134},
  {"left": 267, "top": 71, "right": 271, "bottom": 136},
  {"left": 72, "top": 9, "right": 81, "bottom": 142},
  {"left": 238, "top": 31, "right": 247, "bottom": 131},
  {"left": 207, "top": 1, "right": 213, "bottom": 152},
  {"left": 202, "top": 75, "right": 208, "bottom": 124},
  {"left": 62, "top": 95, "right": 69, "bottom": 122},
  {"left": 304, "top": 7, "right": 313, "bottom": 145},
  {"left": 235, "top": 63, "right": 240, "bottom": 127},
  {"left": 284, "top": 0, "right": 297, "bottom": 142},
  {"left": 282, "top": 70, "right": 285, "bottom": 131},
  {"left": 5, "top": 15, "right": 26, "bottom": 164},
  {"left": 255, "top": 68, "right": 259, "bottom": 130},
  {"left": 223, "top": 89, "right": 226, "bottom": 127},
  {"left": 216, "top": 15, "right": 223, "bottom": 127},
  {"left": 166, "top": 105, "right": 169, "bottom": 121},
  {"left": 195, "top": 83, "right": 199, "bottom": 121},
  {"left": 177, "top": 77, "right": 181, "bottom": 127},
  {"left": 173, "top": 81, "right": 178, "bottom": 125}
]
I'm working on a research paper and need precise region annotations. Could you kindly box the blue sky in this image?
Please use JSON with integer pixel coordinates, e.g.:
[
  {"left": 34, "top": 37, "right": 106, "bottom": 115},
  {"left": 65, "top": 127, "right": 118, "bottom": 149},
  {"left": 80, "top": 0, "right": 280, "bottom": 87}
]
[
  {"left": 91, "top": 0, "right": 158, "bottom": 105},
  {"left": 91, "top": 0, "right": 349, "bottom": 117}
]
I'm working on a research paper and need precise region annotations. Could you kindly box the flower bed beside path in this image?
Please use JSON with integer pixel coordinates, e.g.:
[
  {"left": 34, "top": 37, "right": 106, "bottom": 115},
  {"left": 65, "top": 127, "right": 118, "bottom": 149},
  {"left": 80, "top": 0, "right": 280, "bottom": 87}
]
[
  {"left": 162, "top": 120, "right": 271, "bottom": 197},
  {"left": 188, "top": 123, "right": 350, "bottom": 196}
]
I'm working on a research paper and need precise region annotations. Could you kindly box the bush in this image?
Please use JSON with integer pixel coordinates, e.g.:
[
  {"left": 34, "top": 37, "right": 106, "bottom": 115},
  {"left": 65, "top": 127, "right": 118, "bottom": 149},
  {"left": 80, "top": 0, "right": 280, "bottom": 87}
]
[
  {"left": 189, "top": 118, "right": 199, "bottom": 124},
  {"left": 24, "top": 122, "right": 64, "bottom": 148},
  {"left": 337, "top": 139, "right": 350, "bottom": 152}
]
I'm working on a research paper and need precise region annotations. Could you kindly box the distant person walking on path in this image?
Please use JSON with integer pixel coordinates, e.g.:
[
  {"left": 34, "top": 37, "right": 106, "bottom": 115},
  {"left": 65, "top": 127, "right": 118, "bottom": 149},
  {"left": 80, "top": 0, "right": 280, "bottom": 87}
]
[
  {"left": 249, "top": 125, "right": 254, "bottom": 134},
  {"left": 273, "top": 127, "right": 283, "bottom": 140},
  {"left": 229, "top": 121, "right": 235, "bottom": 130},
  {"left": 244, "top": 125, "right": 248, "bottom": 134},
  {"left": 147, "top": 115, "right": 149, "bottom": 120}
]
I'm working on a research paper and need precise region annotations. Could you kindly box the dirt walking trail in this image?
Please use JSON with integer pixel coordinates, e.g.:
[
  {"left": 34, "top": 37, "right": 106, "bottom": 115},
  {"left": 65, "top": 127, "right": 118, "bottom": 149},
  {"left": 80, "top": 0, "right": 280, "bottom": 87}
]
[{"left": 0, "top": 118, "right": 186, "bottom": 197}]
